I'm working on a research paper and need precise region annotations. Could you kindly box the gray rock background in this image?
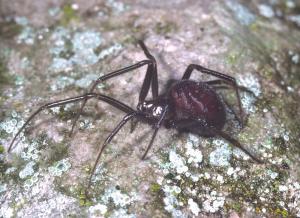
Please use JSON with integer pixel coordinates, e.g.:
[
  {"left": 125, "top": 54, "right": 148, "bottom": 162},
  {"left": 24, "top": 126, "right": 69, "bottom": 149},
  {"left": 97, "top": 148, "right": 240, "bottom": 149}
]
[{"left": 0, "top": 0, "right": 300, "bottom": 217}]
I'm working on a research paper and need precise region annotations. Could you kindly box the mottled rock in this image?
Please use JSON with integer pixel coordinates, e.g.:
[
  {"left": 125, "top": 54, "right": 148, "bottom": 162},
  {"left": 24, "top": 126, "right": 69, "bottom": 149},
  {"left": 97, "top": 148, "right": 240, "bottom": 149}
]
[{"left": 0, "top": 0, "right": 300, "bottom": 217}]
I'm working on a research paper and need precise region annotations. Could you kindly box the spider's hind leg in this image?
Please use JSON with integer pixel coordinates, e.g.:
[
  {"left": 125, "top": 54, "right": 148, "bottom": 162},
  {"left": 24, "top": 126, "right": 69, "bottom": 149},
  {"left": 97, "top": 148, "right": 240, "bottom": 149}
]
[
  {"left": 174, "top": 120, "right": 263, "bottom": 164},
  {"left": 216, "top": 129, "right": 264, "bottom": 164}
]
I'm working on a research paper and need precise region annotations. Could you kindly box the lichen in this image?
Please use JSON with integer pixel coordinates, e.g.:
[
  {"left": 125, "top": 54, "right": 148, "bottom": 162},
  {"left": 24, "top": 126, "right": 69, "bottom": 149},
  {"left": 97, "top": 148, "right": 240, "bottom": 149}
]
[
  {"left": 209, "top": 140, "right": 231, "bottom": 167},
  {"left": 258, "top": 4, "right": 275, "bottom": 18},
  {"left": 225, "top": 0, "right": 256, "bottom": 26},
  {"left": 48, "top": 158, "right": 71, "bottom": 177},
  {"left": 15, "top": 17, "right": 35, "bottom": 45}
]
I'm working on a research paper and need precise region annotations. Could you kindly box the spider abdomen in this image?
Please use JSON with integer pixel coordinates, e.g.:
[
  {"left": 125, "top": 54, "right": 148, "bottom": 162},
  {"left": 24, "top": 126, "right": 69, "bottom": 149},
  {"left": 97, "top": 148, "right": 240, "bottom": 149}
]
[{"left": 169, "top": 80, "right": 226, "bottom": 136}]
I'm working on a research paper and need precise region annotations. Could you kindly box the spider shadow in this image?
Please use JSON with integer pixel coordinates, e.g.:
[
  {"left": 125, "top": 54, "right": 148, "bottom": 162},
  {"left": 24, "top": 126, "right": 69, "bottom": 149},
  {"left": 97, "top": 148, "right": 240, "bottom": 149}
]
[{"left": 100, "top": 124, "right": 175, "bottom": 165}]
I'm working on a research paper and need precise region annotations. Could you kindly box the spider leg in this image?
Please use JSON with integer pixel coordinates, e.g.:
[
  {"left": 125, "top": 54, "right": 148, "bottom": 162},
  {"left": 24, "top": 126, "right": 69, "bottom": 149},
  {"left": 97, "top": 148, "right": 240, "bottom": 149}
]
[
  {"left": 138, "top": 40, "right": 158, "bottom": 99},
  {"left": 71, "top": 41, "right": 159, "bottom": 136},
  {"left": 8, "top": 93, "right": 135, "bottom": 152},
  {"left": 182, "top": 64, "right": 244, "bottom": 126},
  {"left": 216, "top": 129, "right": 264, "bottom": 164},
  {"left": 141, "top": 106, "right": 168, "bottom": 160},
  {"left": 205, "top": 79, "right": 257, "bottom": 97},
  {"left": 87, "top": 112, "right": 138, "bottom": 190},
  {"left": 173, "top": 120, "right": 263, "bottom": 164}
]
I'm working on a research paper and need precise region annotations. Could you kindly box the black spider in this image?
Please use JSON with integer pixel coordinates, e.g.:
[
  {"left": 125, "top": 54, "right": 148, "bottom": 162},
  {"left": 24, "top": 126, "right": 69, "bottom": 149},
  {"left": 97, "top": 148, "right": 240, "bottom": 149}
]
[{"left": 8, "top": 40, "right": 263, "bottom": 191}]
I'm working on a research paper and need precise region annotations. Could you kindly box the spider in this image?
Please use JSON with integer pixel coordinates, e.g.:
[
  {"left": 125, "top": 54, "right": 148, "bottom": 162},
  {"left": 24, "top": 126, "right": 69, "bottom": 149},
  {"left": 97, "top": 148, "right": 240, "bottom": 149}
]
[{"left": 8, "top": 40, "right": 263, "bottom": 191}]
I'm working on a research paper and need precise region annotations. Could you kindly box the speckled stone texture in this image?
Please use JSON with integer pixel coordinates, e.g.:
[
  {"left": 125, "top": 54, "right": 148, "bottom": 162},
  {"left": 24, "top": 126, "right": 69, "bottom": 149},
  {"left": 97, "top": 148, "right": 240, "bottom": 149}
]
[{"left": 0, "top": 0, "right": 300, "bottom": 217}]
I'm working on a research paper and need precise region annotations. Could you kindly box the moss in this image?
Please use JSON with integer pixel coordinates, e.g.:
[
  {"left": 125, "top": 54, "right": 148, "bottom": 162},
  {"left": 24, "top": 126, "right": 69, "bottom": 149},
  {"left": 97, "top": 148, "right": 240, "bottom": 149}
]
[
  {"left": 226, "top": 52, "right": 239, "bottom": 65},
  {"left": 154, "top": 21, "right": 178, "bottom": 35},
  {"left": 275, "top": 208, "right": 289, "bottom": 217},
  {"left": 57, "top": 106, "right": 76, "bottom": 121},
  {"left": 77, "top": 188, "right": 94, "bottom": 207},
  {"left": 43, "top": 141, "right": 69, "bottom": 165},
  {"left": 0, "top": 145, "right": 4, "bottom": 153},
  {"left": 60, "top": 4, "right": 79, "bottom": 26},
  {"left": 150, "top": 183, "right": 161, "bottom": 193},
  {"left": 225, "top": 201, "right": 243, "bottom": 214}
]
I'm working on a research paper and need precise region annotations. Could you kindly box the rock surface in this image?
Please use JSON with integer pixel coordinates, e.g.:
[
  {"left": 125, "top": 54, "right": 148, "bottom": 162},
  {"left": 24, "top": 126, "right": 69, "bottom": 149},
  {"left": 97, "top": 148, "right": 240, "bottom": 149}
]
[{"left": 0, "top": 0, "right": 300, "bottom": 217}]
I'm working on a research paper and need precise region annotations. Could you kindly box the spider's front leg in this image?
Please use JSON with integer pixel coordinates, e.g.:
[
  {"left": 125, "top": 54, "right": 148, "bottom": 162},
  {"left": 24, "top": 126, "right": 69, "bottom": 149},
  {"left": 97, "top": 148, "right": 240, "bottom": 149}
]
[
  {"left": 8, "top": 93, "right": 135, "bottom": 152},
  {"left": 71, "top": 42, "right": 159, "bottom": 135},
  {"left": 86, "top": 112, "right": 138, "bottom": 191}
]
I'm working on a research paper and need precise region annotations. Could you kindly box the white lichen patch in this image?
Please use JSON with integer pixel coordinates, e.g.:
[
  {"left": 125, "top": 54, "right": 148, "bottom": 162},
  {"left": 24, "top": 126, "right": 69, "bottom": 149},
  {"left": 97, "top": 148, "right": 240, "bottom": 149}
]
[
  {"left": 75, "top": 73, "right": 100, "bottom": 89},
  {"left": 48, "top": 158, "right": 71, "bottom": 177},
  {"left": 106, "top": 0, "right": 129, "bottom": 14},
  {"left": 90, "top": 164, "right": 107, "bottom": 184},
  {"left": 98, "top": 43, "right": 123, "bottom": 60},
  {"left": 71, "top": 31, "right": 103, "bottom": 66},
  {"left": 258, "top": 4, "right": 275, "bottom": 18},
  {"left": 1, "top": 173, "right": 79, "bottom": 218},
  {"left": 157, "top": 141, "right": 231, "bottom": 217},
  {"left": 89, "top": 187, "right": 139, "bottom": 217},
  {"left": 109, "top": 209, "right": 136, "bottom": 218},
  {"left": 0, "top": 111, "right": 25, "bottom": 137},
  {"left": 185, "top": 136, "right": 203, "bottom": 165},
  {"left": 0, "top": 205, "right": 14, "bottom": 218},
  {"left": 0, "top": 183, "right": 7, "bottom": 193},
  {"left": 209, "top": 139, "right": 231, "bottom": 167},
  {"left": 188, "top": 198, "right": 200, "bottom": 216},
  {"left": 15, "top": 17, "right": 36, "bottom": 45},
  {"left": 88, "top": 203, "right": 108, "bottom": 217},
  {"left": 24, "top": 172, "right": 39, "bottom": 190},
  {"left": 101, "top": 187, "right": 137, "bottom": 208},
  {"left": 19, "top": 161, "right": 36, "bottom": 179},
  {"left": 237, "top": 73, "right": 261, "bottom": 113},
  {"left": 50, "top": 58, "right": 73, "bottom": 73},
  {"left": 50, "top": 76, "right": 75, "bottom": 91},
  {"left": 289, "top": 50, "right": 299, "bottom": 64},
  {"left": 163, "top": 186, "right": 185, "bottom": 217},
  {"left": 49, "top": 28, "right": 123, "bottom": 74},
  {"left": 225, "top": 0, "right": 256, "bottom": 26},
  {"left": 20, "top": 140, "right": 43, "bottom": 161},
  {"left": 169, "top": 150, "right": 188, "bottom": 174},
  {"left": 202, "top": 194, "right": 225, "bottom": 213},
  {"left": 287, "top": 15, "right": 300, "bottom": 27}
]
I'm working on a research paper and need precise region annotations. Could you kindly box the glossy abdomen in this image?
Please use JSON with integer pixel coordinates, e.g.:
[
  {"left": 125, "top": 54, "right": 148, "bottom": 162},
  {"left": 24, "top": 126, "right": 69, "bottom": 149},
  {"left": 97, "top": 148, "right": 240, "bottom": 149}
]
[{"left": 169, "top": 80, "right": 226, "bottom": 136}]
